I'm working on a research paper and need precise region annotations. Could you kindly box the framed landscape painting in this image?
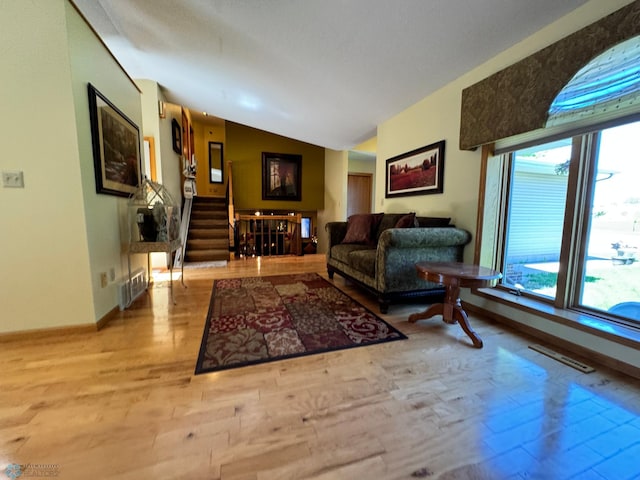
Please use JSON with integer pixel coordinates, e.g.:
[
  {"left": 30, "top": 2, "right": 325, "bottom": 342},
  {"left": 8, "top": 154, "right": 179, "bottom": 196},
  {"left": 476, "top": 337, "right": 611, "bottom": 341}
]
[
  {"left": 262, "top": 152, "right": 302, "bottom": 201},
  {"left": 385, "top": 140, "right": 445, "bottom": 198},
  {"left": 87, "top": 83, "right": 141, "bottom": 197}
]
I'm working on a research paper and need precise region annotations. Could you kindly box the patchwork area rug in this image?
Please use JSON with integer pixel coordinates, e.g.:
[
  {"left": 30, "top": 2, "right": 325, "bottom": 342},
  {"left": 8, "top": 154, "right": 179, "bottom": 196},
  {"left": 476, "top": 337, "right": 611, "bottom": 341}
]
[{"left": 195, "top": 273, "right": 407, "bottom": 374}]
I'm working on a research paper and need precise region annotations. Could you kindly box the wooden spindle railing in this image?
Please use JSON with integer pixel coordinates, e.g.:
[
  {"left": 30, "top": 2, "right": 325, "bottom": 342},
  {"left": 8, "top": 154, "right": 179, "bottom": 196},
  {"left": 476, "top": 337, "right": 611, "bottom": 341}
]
[{"left": 227, "top": 160, "right": 235, "bottom": 249}]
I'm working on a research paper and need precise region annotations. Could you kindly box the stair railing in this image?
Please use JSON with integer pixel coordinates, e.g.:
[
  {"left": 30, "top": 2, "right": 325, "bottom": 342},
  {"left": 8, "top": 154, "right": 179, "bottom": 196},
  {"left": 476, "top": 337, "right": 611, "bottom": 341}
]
[
  {"left": 173, "top": 196, "right": 193, "bottom": 269},
  {"left": 226, "top": 160, "right": 235, "bottom": 249}
]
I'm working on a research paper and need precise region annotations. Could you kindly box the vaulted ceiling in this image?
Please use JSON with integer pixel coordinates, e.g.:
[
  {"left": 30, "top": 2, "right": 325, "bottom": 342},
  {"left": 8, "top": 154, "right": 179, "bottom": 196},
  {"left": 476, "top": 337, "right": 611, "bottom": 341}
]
[{"left": 72, "top": 0, "right": 588, "bottom": 150}]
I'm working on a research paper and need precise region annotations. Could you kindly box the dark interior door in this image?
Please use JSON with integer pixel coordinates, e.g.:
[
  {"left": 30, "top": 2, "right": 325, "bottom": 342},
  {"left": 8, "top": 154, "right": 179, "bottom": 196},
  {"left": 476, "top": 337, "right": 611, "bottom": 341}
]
[{"left": 347, "top": 173, "right": 372, "bottom": 217}]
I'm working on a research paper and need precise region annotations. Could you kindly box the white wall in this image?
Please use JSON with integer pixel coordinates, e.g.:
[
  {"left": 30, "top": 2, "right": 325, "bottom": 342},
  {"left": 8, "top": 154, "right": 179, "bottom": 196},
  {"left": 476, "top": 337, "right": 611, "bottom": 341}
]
[
  {"left": 66, "top": 1, "right": 145, "bottom": 322},
  {"left": 377, "top": 95, "right": 480, "bottom": 248},
  {"left": 0, "top": 0, "right": 146, "bottom": 333},
  {"left": 0, "top": 0, "right": 94, "bottom": 333},
  {"left": 348, "top": 155, "right": 376, "bottom": 176},
  {"left": 137, "top": 79, "right": 164, "bottom": 182},
  {"left": 158, "top": 103, "right": 184, "bottom": 209},
  {"left": 136, "top": 82, "right": 186, "bottom": 270},
  {"left": 377, "top": 1, "right": 636, "bottom": 255},
  {"left": 377, "top": 0, "right": 638, "bottom": 366},
  {"left": 318, "top": 149, "right": 348, "bottom": 253},
  {"left": 134, "top": 80, "right": 183, "bottom": 205}
]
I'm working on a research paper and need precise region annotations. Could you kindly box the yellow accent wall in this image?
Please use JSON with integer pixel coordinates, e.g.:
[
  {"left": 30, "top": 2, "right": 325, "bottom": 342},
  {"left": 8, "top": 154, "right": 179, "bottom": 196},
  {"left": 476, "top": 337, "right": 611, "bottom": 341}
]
[
  {"left": 226, "top": 122, "right": 325, "bottom": 212},
  {"left": 193, "top": 119, "right": 226, "bottom": 197}
]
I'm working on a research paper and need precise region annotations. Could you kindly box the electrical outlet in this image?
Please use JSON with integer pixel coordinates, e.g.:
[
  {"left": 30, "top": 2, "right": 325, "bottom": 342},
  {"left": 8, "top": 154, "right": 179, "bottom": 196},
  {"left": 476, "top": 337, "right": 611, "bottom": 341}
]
[
  {"left": 2, "top": 171, "right": 24, "bottom": 188},
  {"left": 100, "top": 272, "right": 108, "bottom": 288}
]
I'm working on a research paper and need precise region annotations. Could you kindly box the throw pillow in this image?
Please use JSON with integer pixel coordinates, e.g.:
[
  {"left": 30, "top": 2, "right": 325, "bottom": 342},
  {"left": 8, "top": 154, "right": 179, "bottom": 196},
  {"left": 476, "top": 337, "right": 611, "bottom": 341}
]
[
  {"left": 394, "top": 212, "right": 416, "bottom": 228},
  {"left": 341, "top": 213, "right": 383, "bottom": 245}
]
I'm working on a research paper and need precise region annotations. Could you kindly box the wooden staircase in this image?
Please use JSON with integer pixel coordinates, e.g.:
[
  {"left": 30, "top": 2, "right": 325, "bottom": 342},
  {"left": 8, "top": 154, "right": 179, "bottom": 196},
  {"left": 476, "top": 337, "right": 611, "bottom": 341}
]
[{"left": 184, "top": 197, "right": 230, "bottom": 263}]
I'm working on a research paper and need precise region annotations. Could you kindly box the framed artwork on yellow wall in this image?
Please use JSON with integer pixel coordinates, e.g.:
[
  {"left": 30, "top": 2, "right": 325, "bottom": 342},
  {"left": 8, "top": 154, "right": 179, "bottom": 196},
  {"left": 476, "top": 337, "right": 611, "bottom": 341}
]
[
  {"left": 209, "top": 141, "right": 224, "bottom": 184},
  {"left": 262, "top": 152, "right": 302, "bottom": 201}
]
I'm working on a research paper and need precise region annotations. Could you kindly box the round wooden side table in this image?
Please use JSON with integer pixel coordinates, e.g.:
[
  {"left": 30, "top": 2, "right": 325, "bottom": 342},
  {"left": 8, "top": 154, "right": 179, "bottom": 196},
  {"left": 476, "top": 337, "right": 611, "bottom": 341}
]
[{"left": 408, "top": 261, "right": 502, "bottom": 348}]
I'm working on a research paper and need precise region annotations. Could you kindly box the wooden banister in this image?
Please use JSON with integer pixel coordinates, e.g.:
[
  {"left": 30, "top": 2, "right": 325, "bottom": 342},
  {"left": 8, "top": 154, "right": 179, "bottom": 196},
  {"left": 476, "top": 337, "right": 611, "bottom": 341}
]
[
  {"left": 227, "top": 160, "right": 235, "bottom": 248},
  {"left": 234, "top": 213, "right": 302, "bottom": 257}
]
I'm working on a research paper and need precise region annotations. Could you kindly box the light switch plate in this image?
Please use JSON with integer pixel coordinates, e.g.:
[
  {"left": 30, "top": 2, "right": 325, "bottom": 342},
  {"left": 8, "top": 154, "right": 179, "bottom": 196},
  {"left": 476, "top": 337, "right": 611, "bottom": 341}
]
[{"left": 2, "top": 171, "right": 24, "bottom": 188}]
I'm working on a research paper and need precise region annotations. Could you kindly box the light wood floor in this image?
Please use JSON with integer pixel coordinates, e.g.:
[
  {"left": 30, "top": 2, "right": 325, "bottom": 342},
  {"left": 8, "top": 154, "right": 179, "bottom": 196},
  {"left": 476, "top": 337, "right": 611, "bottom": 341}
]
[{"left": 2, "top": 255, "right": 640, "bottom": 480}]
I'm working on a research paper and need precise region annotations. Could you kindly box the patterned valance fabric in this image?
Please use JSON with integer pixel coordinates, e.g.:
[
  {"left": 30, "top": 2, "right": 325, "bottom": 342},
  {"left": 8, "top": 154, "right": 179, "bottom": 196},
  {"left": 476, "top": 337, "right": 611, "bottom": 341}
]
[
  {"left": 547, "top": 36, "right": 640, "bottom": 127},
  {"left": 459, "top": 1, "right": 640, "bottom": 151}
]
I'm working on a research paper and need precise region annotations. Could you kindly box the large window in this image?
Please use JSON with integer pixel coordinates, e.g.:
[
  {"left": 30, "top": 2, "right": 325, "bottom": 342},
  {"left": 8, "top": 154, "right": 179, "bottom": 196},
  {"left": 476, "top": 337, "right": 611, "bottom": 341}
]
[
  {"left": 503, "top": 139, "right": 571, "bottom": 299},
  {"left": 579, "top": 122, "right": 640, "bottom": 318},
  {"left": 500, "top": 120, "right": 640, "bottom": 326}
]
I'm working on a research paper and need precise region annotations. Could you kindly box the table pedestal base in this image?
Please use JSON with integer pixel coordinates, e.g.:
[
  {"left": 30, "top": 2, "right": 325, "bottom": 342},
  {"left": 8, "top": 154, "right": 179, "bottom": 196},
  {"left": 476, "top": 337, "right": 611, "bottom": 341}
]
[{"left": 408, "top": 285, "right": 483, "bottom": 348}]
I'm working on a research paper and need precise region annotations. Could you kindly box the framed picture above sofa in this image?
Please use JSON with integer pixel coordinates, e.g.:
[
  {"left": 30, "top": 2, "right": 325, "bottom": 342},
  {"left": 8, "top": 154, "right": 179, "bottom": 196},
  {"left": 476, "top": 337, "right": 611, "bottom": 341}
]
[{"left": 385, "top": 140, "right": 445, "bottom": 198}]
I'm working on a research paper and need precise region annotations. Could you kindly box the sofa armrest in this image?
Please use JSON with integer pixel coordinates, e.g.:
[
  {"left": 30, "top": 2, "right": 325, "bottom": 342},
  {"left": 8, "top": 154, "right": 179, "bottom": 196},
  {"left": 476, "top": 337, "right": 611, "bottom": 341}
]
[
  {"left": 375, "top": 227, "right": 472, "bottom": 292},
  {"left": 377, "top": 227, "right": 471, "bottom": 249},
  {"left": 325, "top": 222, "right": 348, "bottom": 253}
]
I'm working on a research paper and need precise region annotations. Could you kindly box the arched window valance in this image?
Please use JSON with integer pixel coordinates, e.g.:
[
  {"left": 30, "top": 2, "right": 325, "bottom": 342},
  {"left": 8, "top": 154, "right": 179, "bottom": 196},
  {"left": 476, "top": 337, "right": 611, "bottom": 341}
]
[
  {"left": 459, "top": 0, "right": 640, "bottom": 151},
  {"left": 547, "top": 35, "right": 640, "bottom": 127}
]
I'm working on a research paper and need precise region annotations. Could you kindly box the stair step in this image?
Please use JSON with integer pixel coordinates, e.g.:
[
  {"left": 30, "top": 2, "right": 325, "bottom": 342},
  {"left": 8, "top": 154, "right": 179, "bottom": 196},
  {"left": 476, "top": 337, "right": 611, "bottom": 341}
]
[
  {"left": 191, "top": 209, "right": 226, "bottom": 216},
  {"left": 185, "top": 249, "right": 229, "bottom": 262},
  {"left": 191, "top": 202, "right": 226, "bottom": 209},
  {"left": 192, "top": 201, "right": 225, "bottom": 209},
  {"left": 190, "top": 218, "right": 228, "bottom": 228},
  {"left": 191, "top": 202, "right": 227, "bottom": 210},
  {"left": 191, "top": 210, "right": 227, "bottom": 219},
  {"left": 189, "top": 228, "right": 228, "bottom": 239},
  {"left": 183, "top": 197, "right": 229, "bottom": 263},
  {"left": 193, "top": 197, "right": 226, "bottom": 203},
  {"left": 188, "top": 238, "right": 228, "bottom": 249}
]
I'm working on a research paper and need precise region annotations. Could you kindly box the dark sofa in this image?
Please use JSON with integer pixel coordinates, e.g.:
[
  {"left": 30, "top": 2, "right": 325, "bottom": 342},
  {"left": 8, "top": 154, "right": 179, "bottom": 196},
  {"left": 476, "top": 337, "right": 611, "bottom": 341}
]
[{"left": 325, "top": 213, "right": 472, "bottom": 313}]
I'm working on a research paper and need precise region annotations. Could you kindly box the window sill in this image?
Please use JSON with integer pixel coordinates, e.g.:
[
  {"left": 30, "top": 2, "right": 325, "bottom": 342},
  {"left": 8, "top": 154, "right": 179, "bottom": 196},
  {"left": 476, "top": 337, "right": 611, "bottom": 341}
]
[{"left": 471, "top": 287, "right": 640, "bottom": 349}]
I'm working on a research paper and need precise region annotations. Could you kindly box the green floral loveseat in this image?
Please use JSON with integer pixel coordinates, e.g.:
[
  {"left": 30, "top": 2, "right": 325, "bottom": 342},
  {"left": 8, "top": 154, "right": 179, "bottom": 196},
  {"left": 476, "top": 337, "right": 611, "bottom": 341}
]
[{"left": 326, "top": 213, "right": 471, "bottom": 313}]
